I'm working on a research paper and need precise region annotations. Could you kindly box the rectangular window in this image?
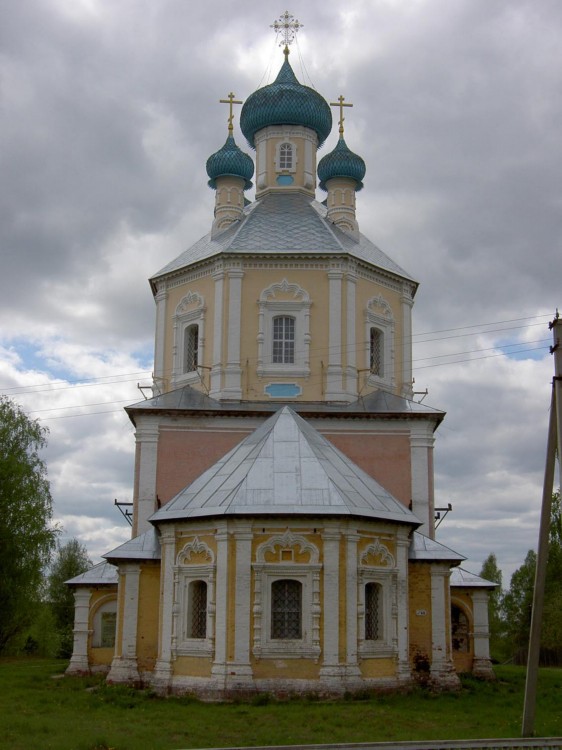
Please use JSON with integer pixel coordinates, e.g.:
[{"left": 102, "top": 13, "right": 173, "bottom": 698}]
[
  {"left": 184, "top": 325, "right": 199, "bottom": 373},
  {"left": 272, "top": 316, "right": 295, "bottom": 364},
  {"left": 188, "top": 580, "right": 207, "bottom": 639},
  {"left": 369, "top": 327, "right": 383, "bottom": 377},
  {"left": 100, "top": 612, "right": 117, "bottom": 648},
  {"left": 279, "top": 143, "right": 293, "bottom": 170},
  {"left": 365, "top": 582, "right": 381, "bottom": 640},
  {"left": 271, "top": 579, "right": 302, "bottom": 639}
]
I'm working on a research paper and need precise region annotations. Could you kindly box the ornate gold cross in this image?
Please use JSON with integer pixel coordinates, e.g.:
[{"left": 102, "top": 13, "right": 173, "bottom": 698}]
[
  {"left": 219, "top": 92, "right": 243, "bottom": 133},
  {"left": 271, "top": 11, "right": 303, "bottom": 57},
  {"left": 330, "top": 95, "right": 353, "bottom": 136}
]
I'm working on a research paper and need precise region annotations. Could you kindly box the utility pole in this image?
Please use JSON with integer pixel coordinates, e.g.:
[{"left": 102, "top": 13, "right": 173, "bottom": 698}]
[{"left": 522, "top": 312, "right": 562, "bottom": 736}]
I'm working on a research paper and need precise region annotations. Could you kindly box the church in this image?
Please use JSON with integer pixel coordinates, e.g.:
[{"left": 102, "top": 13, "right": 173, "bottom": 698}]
[{"left": 67, "top": 15, "right": 495, "bottom": 697}]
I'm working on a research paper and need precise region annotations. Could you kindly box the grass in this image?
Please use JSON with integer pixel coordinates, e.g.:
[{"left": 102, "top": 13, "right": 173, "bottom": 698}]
[{"left": 1, "top": 659, "right": 562, "bottom": 750}]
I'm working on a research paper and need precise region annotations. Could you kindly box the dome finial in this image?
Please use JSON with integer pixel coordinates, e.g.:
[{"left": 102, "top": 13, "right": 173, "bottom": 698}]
[
  {"left": 219, "top": 92, "right": 243, "bottom": 134},
  {"left": 271, "top": 11, "right": 303, "bottom": 53},
  {"left": 330, "top": 94, "right": 353, "bottom": 138}
]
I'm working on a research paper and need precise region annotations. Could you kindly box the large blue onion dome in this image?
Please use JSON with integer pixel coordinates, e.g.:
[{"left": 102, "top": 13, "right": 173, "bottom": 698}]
[
  {"left": 206, "top": 134, "right": 254, "bottom": 190},
  {"left": 240, "top": 57, "right": 332, "bottom": 148},
  {"left": 317, "top": 136, "right": 366, "bottom": 191}
]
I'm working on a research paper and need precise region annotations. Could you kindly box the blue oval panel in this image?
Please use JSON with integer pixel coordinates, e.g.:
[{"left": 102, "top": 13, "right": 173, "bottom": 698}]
[
  {"left": 265, "top": 383, "right": 302, "bottom": 398},
  {"left": 276, "top": 174, "right": 294, "bottom": 186}
]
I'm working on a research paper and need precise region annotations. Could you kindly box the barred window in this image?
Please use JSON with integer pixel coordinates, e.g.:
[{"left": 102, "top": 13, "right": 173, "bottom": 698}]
[
  {"left": 188, "top": 580, "right": 207, "bottom": 639},
  {"left": 271, "top": 579, "right": 302, "bottom": 639},
  {"left": 365, "top": 582, "right": 382, "bottom": 640},
  {"left": 279, "top": 142, "right": 293, "bottom": 170},
  {"left": 451, "top": 605, "right": 469, "bottom": 653},
  {"left": 272, "top": 316, "right": 295, "bottom": 364},
  {"left": 184, "top": 324, "right": 199, "bottom": 373},
  {"left": 369, "top": 327, "right": 383, "bottom": 377},
  {"left": 100, "top": 611, "right": 116, "bottom": 648}
]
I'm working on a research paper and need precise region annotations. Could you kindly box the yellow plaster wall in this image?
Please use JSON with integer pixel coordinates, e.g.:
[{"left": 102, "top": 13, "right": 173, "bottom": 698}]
[
  {"left": 136, "top": 564, "right": 160, "bottom": 672},
  {"left": 408, "top": 563, "right": 433, "bottom": 667},
  {"left": 90, "top": 647, "right": 115, "bottom": 667},
  {"left": 252, "top": 658, "right": 320, "bottom": 680},
  {"left": 359, "top": 658, "right": 396, "bottom": 679},
  {"left": 173, "top": 656, "right": 213, "bottom": 678},
  {"left": 88, "top": 588, "right": 118, "bottom": 667}
]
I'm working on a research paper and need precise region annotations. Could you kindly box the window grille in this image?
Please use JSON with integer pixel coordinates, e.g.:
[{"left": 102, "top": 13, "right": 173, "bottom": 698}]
[
  {"left": 272, "top": 316, "right": 295, "bottom": 364},
  {"left": 369, "top": 327, "right": 383, "bottom": 377},
  {"left": 365, "top": 582, "right": 381, "bottom": 640},
  {"left": 271, "top": 579, "right": 302, "bottom": 639},
  {"left": 100, "top": 611, "right": 117, "bottom": 648},
  {"left": 184, "top": 325, "right": 199, "bottom": 373},
  {"left": 188, "top": 580, "right": 207, "bottom": 639},
  {"left": 279, "top": 143, "right": 293, "bottom": 170}
]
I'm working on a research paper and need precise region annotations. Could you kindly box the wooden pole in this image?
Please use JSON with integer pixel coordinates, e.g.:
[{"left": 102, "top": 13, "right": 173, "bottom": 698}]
[{"left": 522, "top": 314, "right": 561, "bottom": 736}]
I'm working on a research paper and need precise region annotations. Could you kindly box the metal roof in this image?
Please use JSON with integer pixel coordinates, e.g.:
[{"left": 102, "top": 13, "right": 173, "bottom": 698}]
[
  {"left": 450, "top": 566, "right": 498, "bottom": 588},
  {"left": 65, "top": 561, "right": 118, "bottom": 587},
  {"left": 150, "top": 406, "right": 421, "bottom": 526},
  {"left": 151, "top": 193, "right": 415, "bottom": 285},
  {"left": 104, "top": 527, "right": 161, "bottom": 563},
  {"left": 408, "top": 532, "right": 465, "bottom": 563}
]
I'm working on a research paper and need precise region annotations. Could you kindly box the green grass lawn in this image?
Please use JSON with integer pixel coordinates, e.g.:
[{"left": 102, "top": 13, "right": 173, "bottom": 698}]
[{"left": 1, "top": 659, "right": 562, "bottom": 750}]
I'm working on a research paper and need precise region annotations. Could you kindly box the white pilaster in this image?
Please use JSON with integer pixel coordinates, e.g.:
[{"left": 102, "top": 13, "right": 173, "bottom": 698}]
[
  {"left": 401, "top": 284, "right": 414, "bottom": 398},
  {"left": 228, "top": 527, "right": 253, "bottom": 683},
  {"left": 152, "top": 284, "right": 168, "bottom": 396},
  {"left": 224, "top": 270, "right": 244, "bottom": 399},
  {"left": 471, "top": 589, "right": 495, "bottom": 679},
  {"left": 320, "top": 530, "right": 343, "bottom": 681},
  {"left": 133, "top": 417, "right": 159, "bottom": 536},
  {"left": 395, "top": 530, "right": 412, "bottom": 683},
  {"left": 152, "top": 528, "right": 175, "bottom": 693},
  {"left": 108, "top": 564, "right": 141, "bottom": 684},
  {"left": 326, "top": 269, "right": 344, "bottom": 401},
  {"left": 210, "top": 268, "right": 225, "bottom": 397},
  {"left": 345, "top": 269, "right": 358, "bottom": 399},
  {"left": 345, "top": 532, "right": 361, "bottom": 679},
  {"left": 211, "top": 529, "right": 229, "bottom": 685},
  {"left": 410, "top": 422, "right": 435, "bottom": 537},
  {"left": 66, "top": 588, "right": 92, "bottom": 674},
  {"left": 430, "top": 565, "right": 460, "bottom": 688}
]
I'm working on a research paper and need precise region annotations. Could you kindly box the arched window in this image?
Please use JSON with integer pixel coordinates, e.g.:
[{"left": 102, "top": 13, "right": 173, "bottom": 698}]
[
  {"left": 279, "top": 142, "right": 293, "bottom": 170},
  {"left": 188, "top": 580, "right": 207, "bottom": 639},
  {"left": 271, "top": 579, "right": 302, "bottom": 639},
  {"left": 369, "top": 327, "right": 383, "bottom": 377},
  {"left": 272, "top": 316, "right": 295, "bottom": 364},
  {"left": 365, "top": 582, "right": 382, "bottom": 640},
  {"left": 451, "top": 604, "right": 469, "bottom": 653},
  {"left": 184, "top": 324, "right": 199, "bottom": 373}
]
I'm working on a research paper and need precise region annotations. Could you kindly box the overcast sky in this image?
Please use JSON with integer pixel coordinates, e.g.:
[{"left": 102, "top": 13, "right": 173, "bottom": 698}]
[{"left": 1, "top": 0, "right": 561, "bottom": 586}]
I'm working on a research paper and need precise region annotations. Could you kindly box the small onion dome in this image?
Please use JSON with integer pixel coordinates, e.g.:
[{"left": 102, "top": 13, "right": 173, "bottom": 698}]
[
  {"left": 240, "top": 58, "right": 332, "bottom": 148},
  {"left": 317, "top": 137, "right": 366, "bottom": 191},
  {"left": 206, "top": 134, "right": 254, "bottom": 190}
]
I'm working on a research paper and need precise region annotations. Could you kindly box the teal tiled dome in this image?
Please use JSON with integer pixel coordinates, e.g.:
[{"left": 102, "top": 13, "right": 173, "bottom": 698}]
[
  {"left": 317, "top": 137, "right": 366, "bottom": 191},
  {"left": 240, "top": 58, "right": 332, "bottom": 148},
  {"left": 206, "top": 134, "right": 254, "bottom": 190}
]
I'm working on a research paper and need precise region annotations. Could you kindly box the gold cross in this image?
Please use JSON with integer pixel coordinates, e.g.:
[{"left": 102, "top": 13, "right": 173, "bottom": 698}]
[
  {"left": 271, "top": 11, "right": 303, "bottom": 57},
  {"left": 219, "top": 92, "right": 243, "bottom": 133},
  {"left": 330, "top": 95, "right": 353, "bottom": 136}
]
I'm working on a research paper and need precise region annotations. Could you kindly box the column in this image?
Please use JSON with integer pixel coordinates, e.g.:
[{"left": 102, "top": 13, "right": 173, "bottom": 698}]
[
  {"left": 133, "top": 416, "right": 159, "bottom": 536},
  {"left": 320, "top": 530, "right": 343, "bottom": 682},
  {"left": 152, "top": 528, "right": 175, "bottom": 693},
  {"left": 66, "top": 588, "right": 92, "bottom": 674},
  {"left": 471, "top": 590, "right": 495, "bottom": 679},
  {"left": 210, "top": 268, "right": 225, "bottom": 397},
  {"left": 108, "top": 564, "right": 141, "bottom": 684},
  {"left": 395, "top": 530, "right": 412, "bottom": 683},
  {"left": 211, "top": 529, "right": 229, "bottom": 686},
  {"left": 401, "top": 284, "right": 414, "bottom": 398},
  {"left": 224, "top": 269, "right": 244, "bottom": 399},
  {"left": 325, "top": 268, "right": 344, "bottom": 401},
  {"left": 152, "top": 284, "right": 168, "bottom": 396},
  {"left": 345, "top": 269, "right": 358, "bottom": 400},
  {"left": 430, "top": 565, "right": 460, "bottom": 688},
  {"left": 345, "top": 532, "right": 361, "bottom": 680},
  {"left": 228, "top": 527, "right": 253, "bottom": 685}
]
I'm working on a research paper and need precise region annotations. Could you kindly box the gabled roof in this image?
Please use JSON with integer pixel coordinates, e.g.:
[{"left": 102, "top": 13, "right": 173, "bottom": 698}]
[
  {"left": 450, "top": 567, "right": 498, "bottom": 588},
  {"left": 150, "top": 406, "right": 421, "bottom": 526},
  {"left": 104, "top": 527, "right": 161, "bottom": 563},
  {"left": 65, "top": 561, "right": 118, "bottom": 587},
  {"left": 409, "top": 532, "right": 465, "bottom": 564},
  {"left": 150, "top": 193, "right": 415, "bottom": 287}
]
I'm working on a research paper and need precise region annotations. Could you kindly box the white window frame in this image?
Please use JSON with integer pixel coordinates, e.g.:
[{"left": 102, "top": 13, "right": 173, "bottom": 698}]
[
  {"left": 172, "top": 291, "right": 206, "bottom": 387},
  {"left": 257, "top": 279, "right": 311, "bottom": 378},
  {"left": 358, "top": 539, "right": 397, "bottom": 658},
  {"left": 173, "top": 537, "right": 215, "bottom": 657},
  {"left": 364, "top": 294, "right": 395, "bottom": 389},
  {"left": 91, "top": 596, "right": 117, "bottom": 648},
  {"left": 253, "top": 530, "right": 321, "bottom": 660},
  {"left": 274, "top": 140, "right": 297, "bottom": 173}
]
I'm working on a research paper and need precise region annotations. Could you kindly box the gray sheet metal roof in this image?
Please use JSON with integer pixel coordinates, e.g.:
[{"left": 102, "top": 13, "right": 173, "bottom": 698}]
[
  {"left": 126, "top": 385, "right": 444, "bottom": 421},
  {"left": 151, "top": 193, "right": 415, "bottom": 284},
  {"left": 409, "top": 532, "right": 465, "bottom": 563},
  {"left": 65, "top": 561, "right": 118, "bottom": 587},
  {"left": 104, "top": 527, "right": 161, "bottom": 563},
  {"left": 150, "top": 406, "right": 421, "bottom": 526},
  {"left": 450, "top": 567, "right": 498, "bottom": 588}
]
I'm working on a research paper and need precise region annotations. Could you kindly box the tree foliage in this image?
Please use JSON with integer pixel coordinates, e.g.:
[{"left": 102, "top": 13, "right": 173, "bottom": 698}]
[
  {"left": 479, "top": 553, "right": 505, "bottom": 661},
  {"left": 0, "top": 397, "right": 58, "bottom": 652}
]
